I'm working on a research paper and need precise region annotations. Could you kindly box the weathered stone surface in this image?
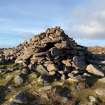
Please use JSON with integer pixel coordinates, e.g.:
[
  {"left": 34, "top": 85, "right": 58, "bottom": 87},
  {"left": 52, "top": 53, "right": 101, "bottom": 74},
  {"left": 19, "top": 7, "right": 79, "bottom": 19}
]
[
  {"left": 35, "top": 65, "right": 48, "bottom": 75},
  {"left": 49, "top": 71, "right": 56, "bottom": 76},
  {"left": 62, "top": 59, "right": 72, "bottom": 67},
  {"left": 50, "top": 47, "right": 63, "bottom": 58},
  {"left": 28, "top": 63, "right": 35, "bottom": 70},
  {"left": 11, "top": 91, "right": 28, "bottom": 104},
  {"left": 14, "top": 75, "right": 24, "bottom": 86},
  {"left": 72, "top": 56, "right": 86, "bottom": 70},
  {"left": 47, "top": 63, "right": 57, "bottom": 72},
  {"left": 97, "top": 77, "right": 105, "bottom": 83},
  {"left": 86, "top": 64, "right": 104, "bottom": 77},
  {"left": 54, "top": 41, "right": 68, "bottom": 49},
  {"left": 95, "top": 88, "right": 105, "bottom": 97}
]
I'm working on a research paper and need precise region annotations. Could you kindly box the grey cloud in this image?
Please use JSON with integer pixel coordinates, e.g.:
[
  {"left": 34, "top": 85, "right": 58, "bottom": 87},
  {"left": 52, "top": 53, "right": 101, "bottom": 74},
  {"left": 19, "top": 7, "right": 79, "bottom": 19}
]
[{"left": 65, "top": 8, "right": 105, "bottom": 39}]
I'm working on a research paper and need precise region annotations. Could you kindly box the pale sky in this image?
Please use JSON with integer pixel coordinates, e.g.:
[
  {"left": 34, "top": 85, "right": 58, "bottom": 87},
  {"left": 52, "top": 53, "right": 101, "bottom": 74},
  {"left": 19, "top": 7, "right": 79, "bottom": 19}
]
[{"left": 0, "top": 0, "right": 105, "bottom": 47}]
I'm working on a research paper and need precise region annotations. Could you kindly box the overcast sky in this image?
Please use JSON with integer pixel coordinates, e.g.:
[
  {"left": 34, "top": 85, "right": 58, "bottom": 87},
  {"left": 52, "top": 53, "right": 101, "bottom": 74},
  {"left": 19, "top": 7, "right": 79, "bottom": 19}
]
[{"left": 0, "top": 0, "right": 105, "bottom": 47}]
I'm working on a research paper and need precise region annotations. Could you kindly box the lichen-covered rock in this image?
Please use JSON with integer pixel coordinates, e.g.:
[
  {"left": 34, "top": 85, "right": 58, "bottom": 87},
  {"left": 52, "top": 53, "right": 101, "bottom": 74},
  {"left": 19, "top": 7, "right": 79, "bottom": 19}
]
[{"left": 35, "top": 65, "right": 48, "bottom": 75}]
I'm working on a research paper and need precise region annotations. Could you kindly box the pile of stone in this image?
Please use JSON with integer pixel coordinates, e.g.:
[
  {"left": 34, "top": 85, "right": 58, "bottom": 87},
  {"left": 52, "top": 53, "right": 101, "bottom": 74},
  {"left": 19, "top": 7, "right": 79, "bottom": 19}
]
[
  {"left": 15, "top": 27, "right": 105, "bottom": 82},
  {"left": 0, "top": 48, "right": 16, "bottom": 64}
]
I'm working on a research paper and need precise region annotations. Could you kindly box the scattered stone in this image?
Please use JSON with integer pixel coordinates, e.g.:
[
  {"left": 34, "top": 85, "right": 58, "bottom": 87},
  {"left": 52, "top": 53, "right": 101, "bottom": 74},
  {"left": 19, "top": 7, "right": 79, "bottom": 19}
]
[{"left": 0, "top": 27, "right": 105, "bottom": 104}]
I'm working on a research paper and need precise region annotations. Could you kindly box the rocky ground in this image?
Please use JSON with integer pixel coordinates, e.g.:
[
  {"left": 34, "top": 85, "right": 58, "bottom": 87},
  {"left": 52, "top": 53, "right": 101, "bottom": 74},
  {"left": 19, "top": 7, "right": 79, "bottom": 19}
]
[{"left": 0, "top": 27, "right": 105, "bottom": 105}]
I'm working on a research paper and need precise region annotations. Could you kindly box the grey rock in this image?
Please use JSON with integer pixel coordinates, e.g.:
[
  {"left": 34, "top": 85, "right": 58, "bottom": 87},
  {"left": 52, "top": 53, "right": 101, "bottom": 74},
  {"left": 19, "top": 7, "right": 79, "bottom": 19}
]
[
  {"left": 72, "top": 56, "right": 86, "bottom": 70},
  {"left": 83, "top": 73, "right": 91, "bottom": 77},
  {"left": 95, "top": 88, "right": 105, "bottom": 97},
  {"left": 36, "top": 65, "right": 48, "bottom": 75},
  {"left": 21, "top": 68, "right": 29, "bottom": 75},
  {"left": 11, "top": 91, "right": 28, "bottom": 104},
  {"left": 88, "top": 96, "right": 97, "bottom": 103},
  {"left": 14, "top": 75, "right": 24, "bottom": 86},
  {"left": 53, "top": 86, "right": 71, "bottom": 98},
  {"left": 50, "top": 47, "right": 62, "bottom": 58},
  {"left": 71, "top": 70, "right": 79, "bottom": 75},
  {"left": 54, "top": 41, "right": 68, "bottom": 49},
  {"left": 28, "top": 63, "right": 35, "bottom": 70}
]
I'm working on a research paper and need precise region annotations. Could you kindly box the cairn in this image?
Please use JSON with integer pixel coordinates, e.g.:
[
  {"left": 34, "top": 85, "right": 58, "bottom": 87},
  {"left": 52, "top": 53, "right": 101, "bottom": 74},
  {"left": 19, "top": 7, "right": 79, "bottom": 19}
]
[{"left": 15, "top": 27, "right": 104, "bottom": 82}]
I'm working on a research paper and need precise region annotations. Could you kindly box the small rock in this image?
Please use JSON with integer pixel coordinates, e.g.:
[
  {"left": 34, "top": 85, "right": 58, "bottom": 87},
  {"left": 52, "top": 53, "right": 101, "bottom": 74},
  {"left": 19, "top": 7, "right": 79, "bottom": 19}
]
[
  {"left": 97, "top": 77, "right": 105, "bottom": 83},
  {"left": 61, "top": 74, "right": 66, "bottom": 80},
  {"left": 47, "top": 63, "right": 57, "bottom": 72},
  {"left": 11, "top": 91, "right": 28, "bottom": 104},
  {"left": 86, "top": 64, "right": 104, "bottom": 77},
  {"left": 66, "top": 77, "right": 78, "bottom": 83},
  {"left": 0, "top": 85, "right": 6, "bottom": 102},
  {"left": 88, "top": 96, "right": 97, "bottom": 103},
  {"left": 87, "top": 96, "right": 98, "bottom": 105},
  {"left": 54, "top": 41, "right": 68, "bottom": 49},
  {"left": 22, "top": 60, "right": 28, "bottom": 67},
  {"left": 71, "top": 70, "right": 79, "bottom": 75},
  {"left": 95, "top": 88, "right": 105, "bottom": 97},
  {"left": 49, "top": 71, "right": 56, "bottom": 76},
  {"left": 28, "top": 63, "right": 35, "bottom": 70},
  {"left": 23, "top": 47, "right": 34, "bottom": 60},
  {"left": 21, "top": 68, "right": 29, "bottom": 75},
  {"left": 72, "top": 56, "right": 86, "bottom": 70},
  {"left": 14, "top": 75, "right": 24, "bottom": 86},
  {"left": 53, "top": 86, "right": 71, "bottom": 98},
  {"left": 83, "top": 73, "right": 91, "bottom": 77},
  {"left": 36, "top": 64, "right": 48, "bottom": 75},
  {"left": 50, "top": 47, "right": 62, "bottom": 58},
  {"left": 15, "top": 59, "right": 23, "bottom": 64},
  {"left": 62, "top": 59, "right": 72, "bottom": 67},
  {"left": 30, "top": 57, "right": 38, "bottom": 64}
]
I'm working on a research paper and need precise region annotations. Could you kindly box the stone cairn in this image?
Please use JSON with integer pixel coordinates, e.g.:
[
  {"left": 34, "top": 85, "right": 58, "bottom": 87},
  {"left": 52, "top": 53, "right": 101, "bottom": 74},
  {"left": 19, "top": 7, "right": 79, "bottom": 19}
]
[{"left": 15, "top": 27, "right": 104, "bottom": 82}]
